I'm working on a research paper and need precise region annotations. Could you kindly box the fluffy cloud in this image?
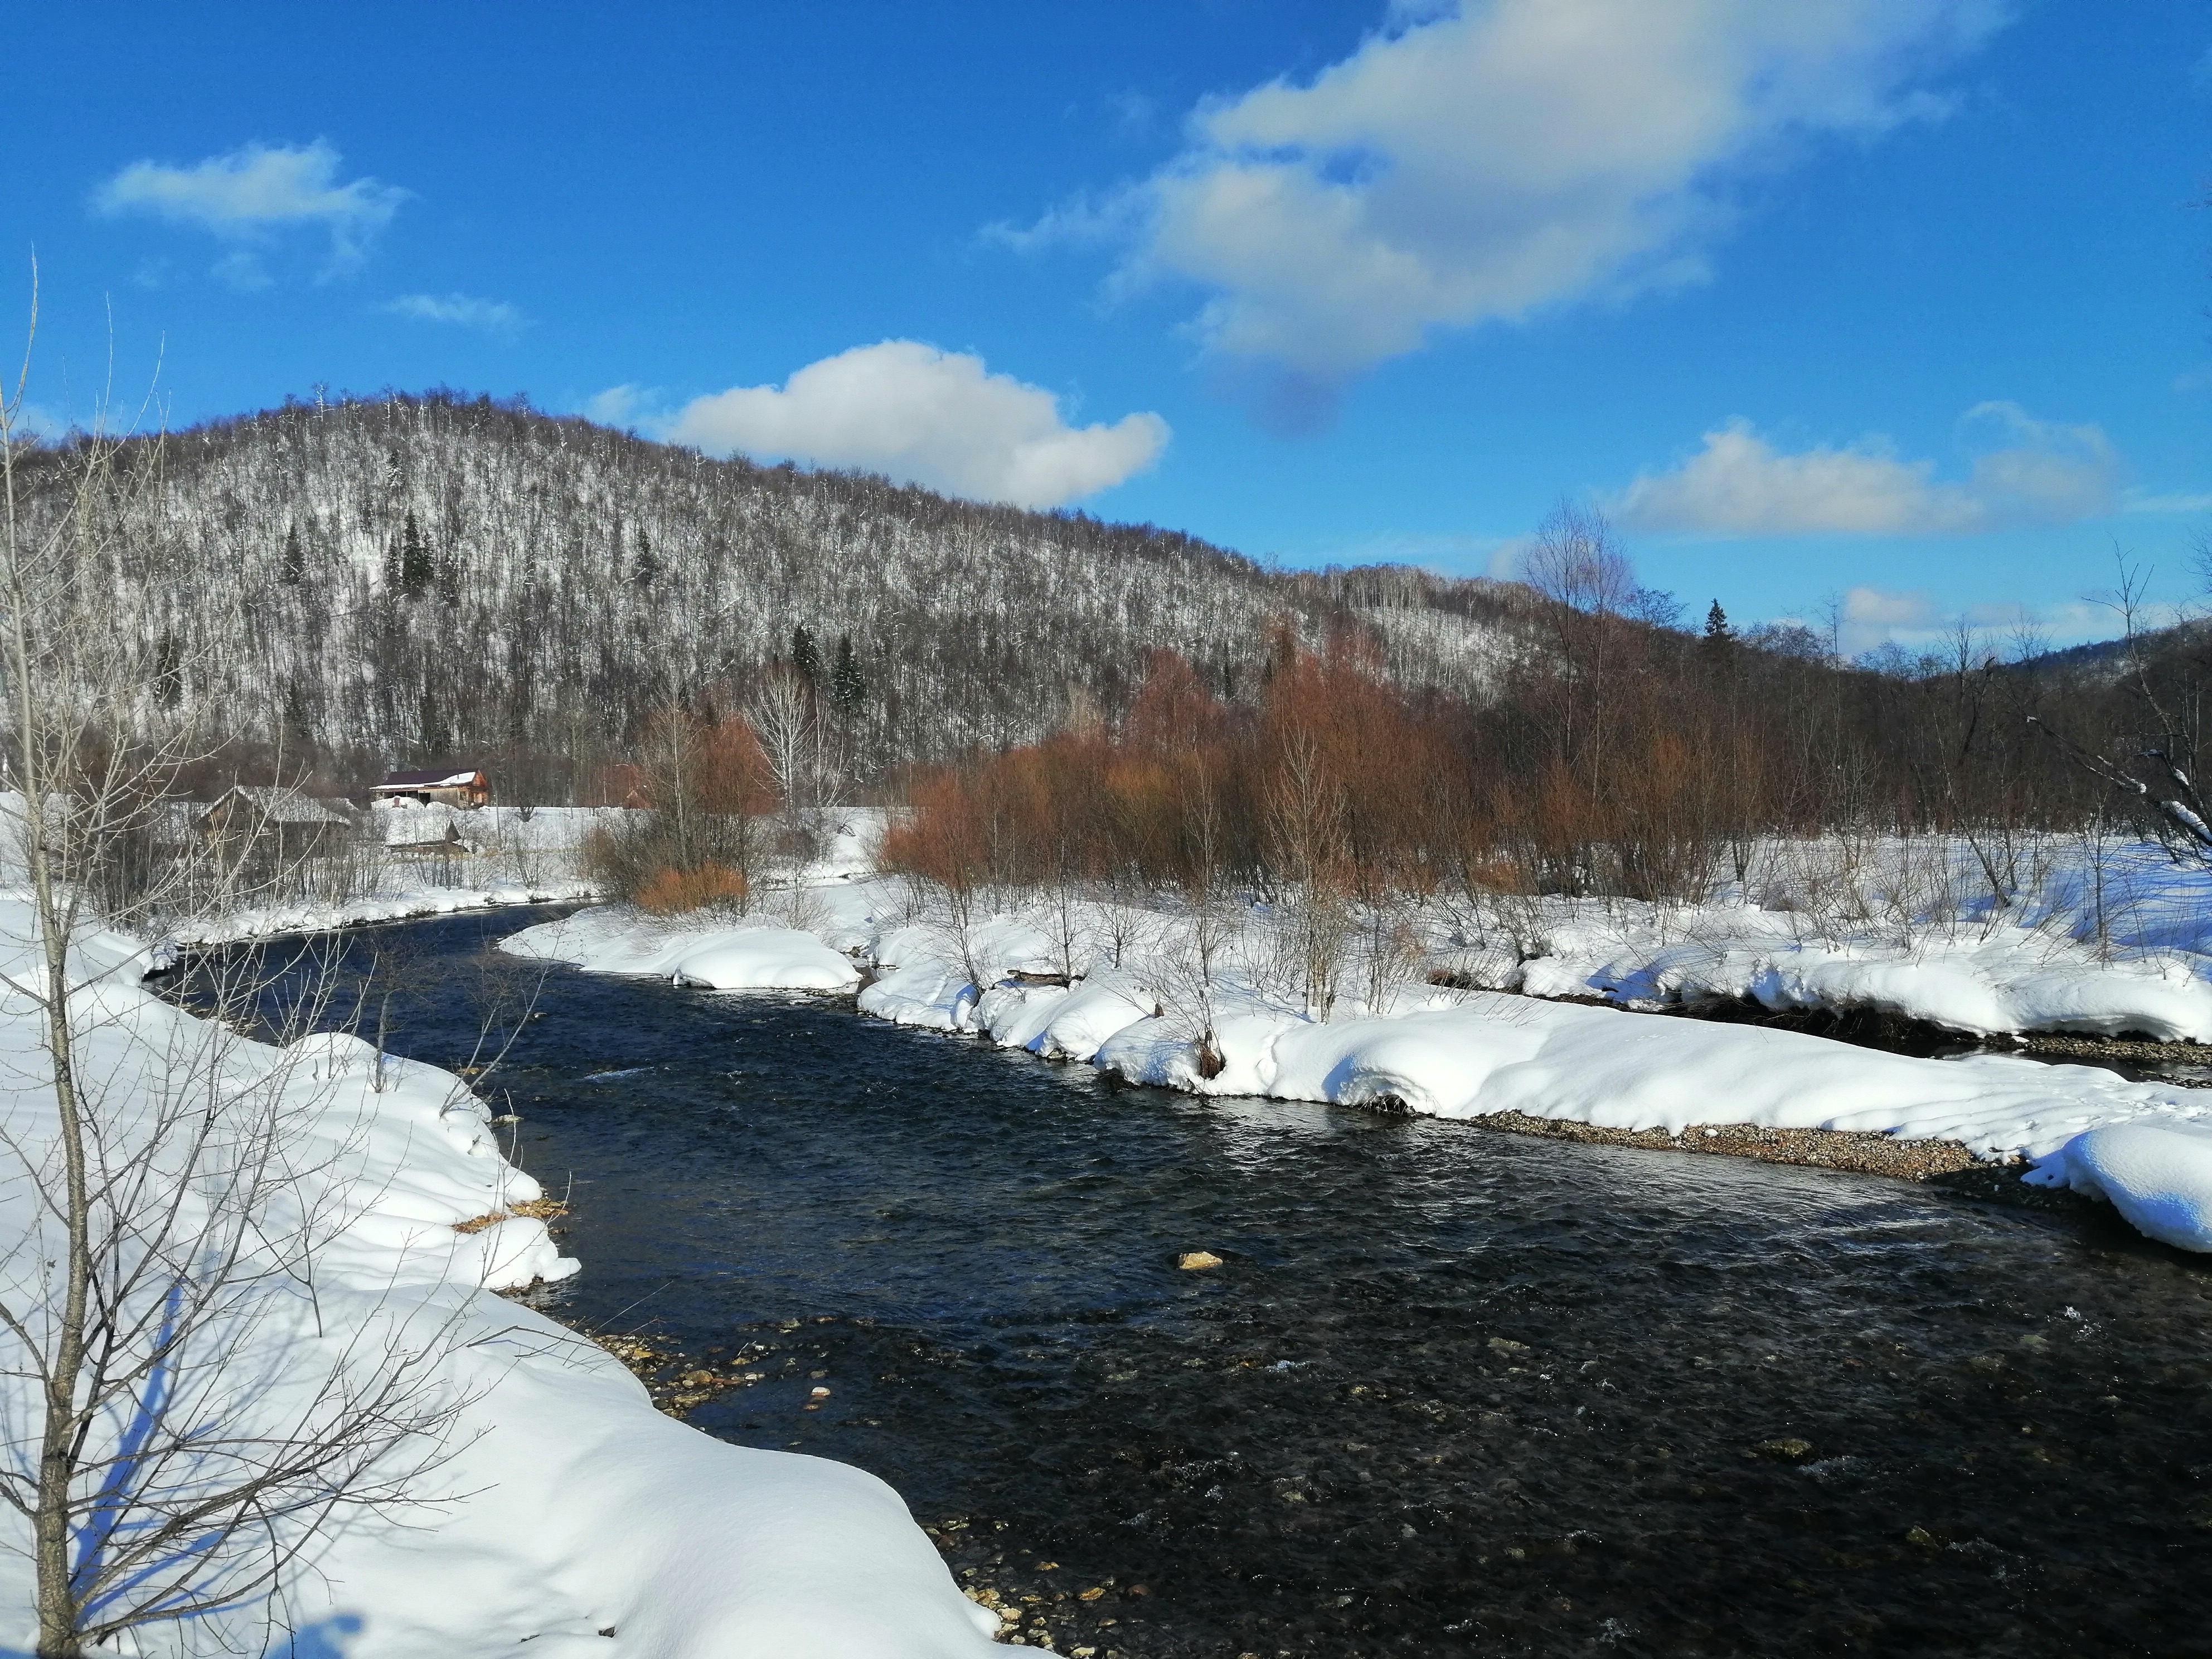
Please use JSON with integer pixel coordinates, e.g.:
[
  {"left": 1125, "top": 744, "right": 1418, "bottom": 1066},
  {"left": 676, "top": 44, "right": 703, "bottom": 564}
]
[
  {"left": 94, "top": 140, "right": 406, "bottom": 268},
  {"left": 379, "top": 293, "right": 526, "bottom": 336},
  {"left": 1045, "top": 0, "right": 2004, "bottom": 380},
  {"left": 1614, "top": 404, "right": 2119, "bottom": 535},
  {"left": 659, "top": 341, "right": 1170, "bottom": 509},
  {"left": 1820, "top": 588, "right": 2179, "bottom": 658}
]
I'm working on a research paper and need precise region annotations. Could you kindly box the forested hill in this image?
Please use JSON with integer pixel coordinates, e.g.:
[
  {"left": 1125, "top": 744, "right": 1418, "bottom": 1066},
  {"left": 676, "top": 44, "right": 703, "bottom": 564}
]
[{"left": 41, "top": 392, "right": 1525, "bottom": 798}]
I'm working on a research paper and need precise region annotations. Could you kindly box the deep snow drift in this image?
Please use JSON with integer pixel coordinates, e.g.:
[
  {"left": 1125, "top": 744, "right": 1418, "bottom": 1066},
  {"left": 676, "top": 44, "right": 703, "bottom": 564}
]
[
  {"left": 0, "top": 897, "right": 1003, "bottom": 1658},
  {"left": 503, "top": 859, "right": 2212, "bottom": 1257}
]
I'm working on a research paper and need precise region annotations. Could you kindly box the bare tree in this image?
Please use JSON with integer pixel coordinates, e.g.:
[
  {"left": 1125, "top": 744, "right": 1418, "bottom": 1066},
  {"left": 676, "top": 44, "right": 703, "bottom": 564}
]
[
  {"left": 0, "top": 284, "right": 484, "bottom": 1657},
  {"left": 751, "top": 668, "right": 814, "bottom": 833},
  {"left": 1266, "top": 733, "right": 1352, "bottom": 1021}
]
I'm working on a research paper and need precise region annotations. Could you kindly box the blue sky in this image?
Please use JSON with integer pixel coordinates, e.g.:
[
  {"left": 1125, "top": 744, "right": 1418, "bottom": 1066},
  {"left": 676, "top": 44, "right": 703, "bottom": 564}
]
[{"left": 4, "top": 1, "right": 2206, "bottom": 652}]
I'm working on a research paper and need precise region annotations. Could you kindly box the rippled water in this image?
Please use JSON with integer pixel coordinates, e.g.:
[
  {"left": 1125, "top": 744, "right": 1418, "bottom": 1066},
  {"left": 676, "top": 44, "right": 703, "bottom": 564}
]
[{"left": 188, "top": 912, "right": 2212, "bottom": 1657}]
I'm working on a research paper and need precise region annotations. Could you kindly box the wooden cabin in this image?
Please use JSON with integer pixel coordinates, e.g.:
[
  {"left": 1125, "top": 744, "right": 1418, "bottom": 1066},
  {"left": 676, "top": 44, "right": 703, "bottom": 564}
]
[
  {"left": 371, "top": 767, "right": 492, "bottom": 810},
  {"left": 196, "top": 787, "right": 360, "bottom": 860}
]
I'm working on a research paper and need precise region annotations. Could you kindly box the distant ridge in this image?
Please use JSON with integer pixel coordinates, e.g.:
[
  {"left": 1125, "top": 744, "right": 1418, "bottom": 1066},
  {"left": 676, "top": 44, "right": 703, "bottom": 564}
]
[{"left": 20, "top": 392, "right": 1532, "bottom": 794}]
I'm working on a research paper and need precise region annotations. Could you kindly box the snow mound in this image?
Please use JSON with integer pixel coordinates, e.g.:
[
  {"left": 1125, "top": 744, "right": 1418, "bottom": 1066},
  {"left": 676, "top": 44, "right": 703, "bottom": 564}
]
[
  {"left": 505, "top": 908, "right": 860, "bottom": 991},
  {"left": 2027, "top": 1123, "right": 2212, "bottom": 1252},
  {"left": 672, "top": 929, "right": 861, "bottom": 991}
]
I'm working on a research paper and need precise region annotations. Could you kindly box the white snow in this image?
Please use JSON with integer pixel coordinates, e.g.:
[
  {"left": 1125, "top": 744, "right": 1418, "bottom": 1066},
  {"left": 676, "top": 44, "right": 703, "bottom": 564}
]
[
  {"left": 372, "top": 803, "right": 625, "bottom": 850},
  {"left": 0, "top": 895, "right": 1005, "bottom": 1658},
  {"left": 502, "top": 906, "right": 861, "bottom": 992},
  {"left": 373, "top": 770, "right": 484, "bottom": 792},
  {"left": 1478, "top": 836, "right": 2212, "bottom": 1042},
  {"left": 2022, "top": 1123, "right": 2212, "bottom": 1253},
  {"left": 166, "top": 877, "right": 601, "bottom": 947}
]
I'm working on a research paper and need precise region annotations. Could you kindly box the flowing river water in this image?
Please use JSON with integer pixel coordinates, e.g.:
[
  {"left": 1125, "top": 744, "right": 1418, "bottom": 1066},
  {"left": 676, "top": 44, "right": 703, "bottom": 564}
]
[{"left": 187, "top": 910, "right": 2212, "bottom": 1657}]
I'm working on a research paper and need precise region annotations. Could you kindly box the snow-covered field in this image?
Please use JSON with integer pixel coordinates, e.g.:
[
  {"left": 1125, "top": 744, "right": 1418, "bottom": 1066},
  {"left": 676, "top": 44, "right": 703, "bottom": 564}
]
[
  {"left": 163, "top": 809, "right": 891, "bottom": 951},
  {"left": 1460, "top": 836, "right": 2212, "bottom": 1043},
  {"left": 0, "top": 898, "right": 1006, "bottom": 1658},
  {"left": 164, "top": 805, "right": 624, "bottom": 947},
  {"left": 504, "top": 837, "right": 2212, "bottom": 1257}
]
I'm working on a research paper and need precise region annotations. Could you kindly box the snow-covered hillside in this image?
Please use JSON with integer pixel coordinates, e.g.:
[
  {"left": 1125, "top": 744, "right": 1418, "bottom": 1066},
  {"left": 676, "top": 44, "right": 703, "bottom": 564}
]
[{"left": 22, "top": 395, "right": 1525, "bottom": 784}]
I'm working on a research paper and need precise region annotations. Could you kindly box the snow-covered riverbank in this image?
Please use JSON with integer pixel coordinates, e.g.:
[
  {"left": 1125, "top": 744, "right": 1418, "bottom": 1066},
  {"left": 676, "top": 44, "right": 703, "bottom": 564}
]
[
  {"left": 503, "top": 865, "right": 2212, "bottom": 1256},
  {"left": 0, "top": 899, "right": 1004, "bottom": 1658},
  {"left": 165, "top": 876, "right": 603, "bottom": 947}
]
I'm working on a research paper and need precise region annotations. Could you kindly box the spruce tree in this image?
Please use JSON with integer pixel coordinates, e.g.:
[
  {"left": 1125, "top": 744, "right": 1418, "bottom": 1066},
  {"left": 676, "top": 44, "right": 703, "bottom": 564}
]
[
  {"left": 792, "top": 624, "right": 821, "bottom": 688},
  {"left": 632, "top": 530, "right": 657, "bottom": 589},
  {"left": 831, "top": 632, "right": 866, "bottom": 719},
  {"left": 279, "top": 523, "right": 304, "bottom": 585},
  {"left": 1703, "top": 600, "right": 1734, "bottom": 649},
  {"left": 399, "top": 511, "right": 434, "bottom": 600}
]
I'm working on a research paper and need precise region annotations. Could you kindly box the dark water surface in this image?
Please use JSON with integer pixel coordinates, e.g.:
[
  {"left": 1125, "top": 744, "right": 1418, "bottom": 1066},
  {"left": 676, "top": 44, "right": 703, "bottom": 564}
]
[{"left": 194, "top": 911, "right": 2212, "bottom": 1657}]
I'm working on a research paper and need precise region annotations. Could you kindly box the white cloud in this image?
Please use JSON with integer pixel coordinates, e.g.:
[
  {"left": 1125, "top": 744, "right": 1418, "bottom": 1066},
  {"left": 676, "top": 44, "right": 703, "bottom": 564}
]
[
  {"left": 94, "top": 140, "right": 407, "bottom": 268},
  {"left": 2124, "top": 488, "right": 2212, "bottom": 515},
  {"left": 1821, "top": 589, "right": 2185, "bottom": 658},
  {"left": 380, "top": 293, "right": 526, "bottom": 336},
  {"left": 1837, "top": 584, "right": 1935, "bottom": 653},
  {"left": 659, "top": 341, "right": 1170, "bottom": 508},
  {"left": 583, "top": 385, "right": 648, "bottom": 428},
  {"left": 1036, "top": 0, "right": 2005, "bottom": 380},
  {"left": 1614, "top": 404, "right": 2119, "bottom": 536},
  {"left": 4, "top": 402, "right": 69, "bottom": 441}
]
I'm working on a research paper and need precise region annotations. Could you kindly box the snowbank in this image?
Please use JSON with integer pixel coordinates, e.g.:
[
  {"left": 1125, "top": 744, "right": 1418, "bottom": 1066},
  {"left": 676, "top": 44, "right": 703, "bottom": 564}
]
[
  {"left": 0, "top": 896, "right": 1001, "bottom": 1657},
  {"left": 1510, "top": 903, "right": 2212, "bottom": 1042},
  {"left": 2025, "top": 1123, "right": 2212, "bottom": 1253},
  {"left": 504, "top": 906, "right": 861, "bottom": 991},
  {"left": 168, "top": 877, "right": 601, "bottom": 947}
]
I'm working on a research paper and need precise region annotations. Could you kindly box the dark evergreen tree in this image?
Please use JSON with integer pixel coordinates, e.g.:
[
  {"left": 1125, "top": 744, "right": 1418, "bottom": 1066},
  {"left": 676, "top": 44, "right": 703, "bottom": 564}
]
[
  {"left": 279, "top": 523, "right": 304, "bottom": 585},
  {"left": 1703, "top": 600, "right": 1734, "bottom": 649},
  {"left": 830, "top": 632, "right": 866, "bottom": 719},
  {"left": 400, "top": 511, "right": 434, "bottom": 599},
  {"left": 632, "top": 530, "right": 657, "bottom": 589},
  {"left": 792, "top": 624, "right": 821, "bottom": 688}
]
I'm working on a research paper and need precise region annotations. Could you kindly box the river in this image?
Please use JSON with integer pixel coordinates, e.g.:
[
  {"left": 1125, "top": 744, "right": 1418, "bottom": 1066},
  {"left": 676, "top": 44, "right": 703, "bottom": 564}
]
[{"left": 189, "top": 909, "right": 2212, "bottom": 1657}]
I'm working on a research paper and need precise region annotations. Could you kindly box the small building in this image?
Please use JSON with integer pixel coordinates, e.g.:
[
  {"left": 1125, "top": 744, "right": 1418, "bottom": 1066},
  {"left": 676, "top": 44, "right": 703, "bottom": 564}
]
[
  {"left": 196, "top": 787, "right": 360, "bottom": 861},
  {"left": 372, "top": 767, "right": 492, "bottom": 810}
]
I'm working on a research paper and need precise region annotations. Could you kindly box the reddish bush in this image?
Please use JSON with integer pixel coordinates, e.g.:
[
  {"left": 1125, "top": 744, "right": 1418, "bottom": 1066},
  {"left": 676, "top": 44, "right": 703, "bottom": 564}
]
[{"left": 635, "top": 861, "right": 749, "bottom": 915}]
